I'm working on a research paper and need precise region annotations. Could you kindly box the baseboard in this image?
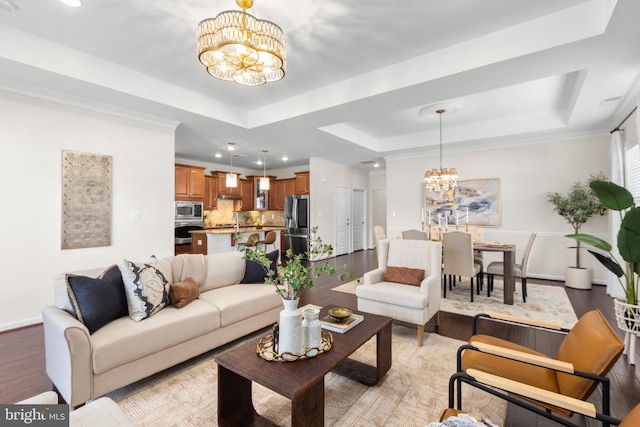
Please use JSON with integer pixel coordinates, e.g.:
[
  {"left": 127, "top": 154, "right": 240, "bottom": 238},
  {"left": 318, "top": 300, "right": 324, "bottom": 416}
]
[{"left": 0, "top": 316, "right": 42, "bottom": 333}]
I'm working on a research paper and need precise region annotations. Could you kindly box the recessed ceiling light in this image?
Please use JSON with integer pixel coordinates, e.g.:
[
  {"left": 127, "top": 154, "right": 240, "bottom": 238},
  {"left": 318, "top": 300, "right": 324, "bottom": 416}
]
[
  {"left": 373, "top": 163, "right": 380, "bottom": 168},
  {"left": 282, "top": 155, "right": 288, "bottom": 161},
  {"left": 59, "top": 0, "right": 82, "bottom": 7},
  {"left": 214, "top": 152, "right": 222, "bottom": 158},
  {"left": 257, "top": 159, "right": 263, "bottom": 165},
  {"left": 227, "top": 142, "right": 236, "bottom": 151}
]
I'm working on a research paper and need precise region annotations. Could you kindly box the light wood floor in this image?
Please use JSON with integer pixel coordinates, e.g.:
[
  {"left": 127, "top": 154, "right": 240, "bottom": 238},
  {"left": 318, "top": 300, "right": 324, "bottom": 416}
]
[{"left": 1, "top": 249, "right": 638, "bottom": 426}]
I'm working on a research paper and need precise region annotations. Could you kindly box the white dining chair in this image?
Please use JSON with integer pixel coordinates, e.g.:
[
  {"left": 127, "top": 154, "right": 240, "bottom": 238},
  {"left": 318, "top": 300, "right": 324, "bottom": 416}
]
[
  {"left": 402, "top": 229, "right": 428, "bottom": 240},
  {"left": 486, "top": 232, "right": 537, "bottom": 302},
  {"left": 442, "top": 231, "right": 483, "bottom": 302}
]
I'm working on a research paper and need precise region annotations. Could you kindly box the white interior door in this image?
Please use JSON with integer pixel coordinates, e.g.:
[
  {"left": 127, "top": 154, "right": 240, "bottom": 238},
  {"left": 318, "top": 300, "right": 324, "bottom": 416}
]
[
  {"left": 352, "top": 189, "right": 365, "bottom": 251},
  {"left": 334, "top": 186, "right": 350, "bottom": 256}
]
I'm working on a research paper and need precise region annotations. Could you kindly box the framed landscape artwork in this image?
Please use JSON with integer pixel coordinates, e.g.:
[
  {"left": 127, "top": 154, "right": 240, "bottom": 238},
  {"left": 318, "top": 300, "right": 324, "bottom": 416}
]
[
  {"left": 424, "top": 178, "right": 501, "bottom": 227},
  {"left": 61, "top": 150, "right": 112, "bottom": 249}
]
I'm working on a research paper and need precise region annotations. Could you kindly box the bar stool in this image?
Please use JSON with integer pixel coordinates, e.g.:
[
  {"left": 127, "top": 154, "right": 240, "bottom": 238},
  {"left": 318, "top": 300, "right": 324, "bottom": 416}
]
[
  {"left": 258, "top": 231, "right": 277, "bottom": 251},
  {"left": 238, "top": 233, "right": 260, "bottom": 251}
]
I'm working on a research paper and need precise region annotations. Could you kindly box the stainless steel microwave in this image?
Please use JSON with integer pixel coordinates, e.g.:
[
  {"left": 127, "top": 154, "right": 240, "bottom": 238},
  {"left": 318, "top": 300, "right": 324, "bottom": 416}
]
[{"left": 175, "top": 201, "right": 203, "bottom": 221}]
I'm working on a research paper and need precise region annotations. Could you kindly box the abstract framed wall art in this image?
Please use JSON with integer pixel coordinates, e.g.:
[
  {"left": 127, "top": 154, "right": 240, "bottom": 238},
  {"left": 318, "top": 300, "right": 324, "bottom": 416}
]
[
  {"left": 61, "top": 150, "right": 112, "bottom": 249},
  {"left": 424, "top": 178, "right": 501, "bottom": 227}
]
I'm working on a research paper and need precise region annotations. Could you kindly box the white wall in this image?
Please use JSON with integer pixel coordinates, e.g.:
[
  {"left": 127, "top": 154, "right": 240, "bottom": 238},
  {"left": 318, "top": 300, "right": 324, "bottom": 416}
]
[
  {"left": 368, "top": 170, "right": 386, "bottom": 247},
  {"left": 309, "top": 158, "right": 370, "bottom": 251},
  {"left": 386, "top": 135, "right": 610, "bottom": 283},
  {"left": 0, "top": 91, "right": 175, "bottom": 330}
]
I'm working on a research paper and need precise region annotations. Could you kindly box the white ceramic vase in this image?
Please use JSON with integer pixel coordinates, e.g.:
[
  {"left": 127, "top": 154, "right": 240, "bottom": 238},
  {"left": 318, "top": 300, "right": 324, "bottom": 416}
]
[
  {"left": 278, "top": 298, "right": 302, "bottom": 360},
  {"left": 302, "top": 307, "right": 321, "bottom": 356}
]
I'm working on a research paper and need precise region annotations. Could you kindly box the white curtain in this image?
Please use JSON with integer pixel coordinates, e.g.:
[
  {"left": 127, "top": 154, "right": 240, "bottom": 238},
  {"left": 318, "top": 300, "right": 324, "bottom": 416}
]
[{"left": 607, "top": 130, "right": 625, "bottom": 299}]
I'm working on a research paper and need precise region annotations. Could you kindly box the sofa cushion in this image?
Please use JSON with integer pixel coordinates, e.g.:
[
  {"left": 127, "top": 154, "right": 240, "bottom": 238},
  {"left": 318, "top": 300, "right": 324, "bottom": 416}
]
[
  {"left": 384, "top": 265, "right": 425, "bottom": 286},
  {"left": 90, "top": 300, "right": 221, "bottom": 374},
  {"left": 201, "top": 251, "right": 245, "bottom": 292},
  {"left": 169, "top": 278, "right": 199, "bottom": 308},
  {"left": 120, "top": 257, "right": 171, "bottom": 321},
  {"left": 65, "top": 265, "right": 128, "bottom": 334},
  {"left": 198, "top": 284, "right": 282, "bottom": 327},
  {"left": 240, "top": 250, "right": 278, "bottom": 284}
]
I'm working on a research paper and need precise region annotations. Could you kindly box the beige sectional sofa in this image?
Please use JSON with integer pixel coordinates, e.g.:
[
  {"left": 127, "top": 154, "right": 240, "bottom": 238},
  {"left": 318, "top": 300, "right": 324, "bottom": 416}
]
[{"left": 42, "top": 251, "right": 281, "bottom": 407}]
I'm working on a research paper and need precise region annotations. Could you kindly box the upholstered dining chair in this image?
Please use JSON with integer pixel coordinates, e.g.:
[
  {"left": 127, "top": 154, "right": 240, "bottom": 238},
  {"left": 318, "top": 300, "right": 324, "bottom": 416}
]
[
  {"left": 356, "top": 238, "right": 442, "bottom": 346},
  {"left": 402, "top": 229, "right": 428, "bottom": 240},
  {"left": 442, "top": 231, "right": 483, "bottom": 302},
  {"left": 449, "top": 310, "right": 625, "bottom": 427},
  {"left": 486, "top": 232, "right": 537, "bottom": 302},
  {"left": 373, "top": 225, "right": 386, "bottom": 242}
]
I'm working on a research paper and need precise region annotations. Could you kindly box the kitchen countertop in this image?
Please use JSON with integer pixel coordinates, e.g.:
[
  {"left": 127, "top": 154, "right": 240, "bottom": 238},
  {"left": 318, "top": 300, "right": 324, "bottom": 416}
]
[{"left": 190, "top": 226, "right": 283, "bottom": 235}]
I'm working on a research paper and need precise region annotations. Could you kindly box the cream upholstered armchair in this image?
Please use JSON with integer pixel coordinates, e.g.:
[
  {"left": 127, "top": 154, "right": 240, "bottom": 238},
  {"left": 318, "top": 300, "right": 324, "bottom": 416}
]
[{"left": 356, "top": 238, "right": 442, "bottom": 346}]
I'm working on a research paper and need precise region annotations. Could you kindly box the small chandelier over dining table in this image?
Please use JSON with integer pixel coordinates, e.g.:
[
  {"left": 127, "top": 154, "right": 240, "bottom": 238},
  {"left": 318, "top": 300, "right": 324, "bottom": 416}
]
[
  {"left": 424, "top": 108, "right": 458, "bottom": 193},
  {"left": 197, "top": 0, "right": 286, "bottom": 86}
]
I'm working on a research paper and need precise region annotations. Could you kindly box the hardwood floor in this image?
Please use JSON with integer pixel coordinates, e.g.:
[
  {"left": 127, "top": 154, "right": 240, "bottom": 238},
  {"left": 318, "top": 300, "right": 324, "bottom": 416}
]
[{"left": 1, "top": 248, "right": 638, "bottom": 426}]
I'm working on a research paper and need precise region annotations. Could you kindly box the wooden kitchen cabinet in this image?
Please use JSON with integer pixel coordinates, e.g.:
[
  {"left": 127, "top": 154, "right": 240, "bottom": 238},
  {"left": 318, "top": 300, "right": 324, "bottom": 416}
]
[
  {"left": 269, "top": 179, "right": 285, "bottom": 210},
  {"left": 175, "top": 164, "right": 205, "bottom": 200},
  {"left": 294, "top": 171, "right": 310, "bottom": 194},
  {"left": 213, "top": 171, "right": 241, "bottom": 197},
  {"left": 191, "top": 234, "right": 207, "bottom": 255},
  {"left": 204, "top": 175, "right": 218, "bottom": 210},
  {"left": 284, "top": 178, "right": 296, "bottom": 196},
  {"left": 239, "top": 178, "right": 254, "bottom": 211}
]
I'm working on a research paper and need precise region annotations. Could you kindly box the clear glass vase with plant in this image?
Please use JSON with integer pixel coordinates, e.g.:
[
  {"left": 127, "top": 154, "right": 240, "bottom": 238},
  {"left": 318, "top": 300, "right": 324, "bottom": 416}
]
[
  {"left": 567, "top": 180, "right": 640, "bottom": 305},
  {"left": 239, "top": 226, "right": 356, "bottom": 300}
]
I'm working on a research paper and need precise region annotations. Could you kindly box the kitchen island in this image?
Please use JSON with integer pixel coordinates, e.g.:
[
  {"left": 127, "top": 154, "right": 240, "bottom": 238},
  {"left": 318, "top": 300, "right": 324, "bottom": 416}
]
[{"left": 190, "top": 227, "right": 283, "bottom": 259}]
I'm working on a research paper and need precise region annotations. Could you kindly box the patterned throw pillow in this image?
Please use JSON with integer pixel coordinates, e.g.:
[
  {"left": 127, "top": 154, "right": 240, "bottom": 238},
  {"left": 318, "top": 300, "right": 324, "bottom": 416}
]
[
  {"left": 66, "top": 265, "right": 129, "bottom": 334},
  {"left": 120, "top": 257, "right": 170, "bottom": 321}
]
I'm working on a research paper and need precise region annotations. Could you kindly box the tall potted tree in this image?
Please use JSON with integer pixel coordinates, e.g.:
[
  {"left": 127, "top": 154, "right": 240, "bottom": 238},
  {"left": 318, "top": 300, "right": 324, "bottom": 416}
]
[
  {"left": 567, "top": 181, "right": 640, "bottom": 335},
  {"left": 547, "top": 173, "right": 607, "bottom": 289}
]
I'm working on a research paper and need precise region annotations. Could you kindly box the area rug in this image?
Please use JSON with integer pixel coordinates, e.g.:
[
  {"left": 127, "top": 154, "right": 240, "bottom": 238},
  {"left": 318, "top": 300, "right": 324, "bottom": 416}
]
[
  {"left": 332, "top": 279, "right": 578, "bottom": 329},
  {"left": 106, "top": 325, "right": 506, "bottom": 426}
]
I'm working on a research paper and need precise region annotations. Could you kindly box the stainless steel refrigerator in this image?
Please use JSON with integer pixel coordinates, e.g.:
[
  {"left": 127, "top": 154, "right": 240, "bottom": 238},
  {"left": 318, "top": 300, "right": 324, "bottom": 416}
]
[{"left": 284, "top": 194, "right": 310, "bottom": 259}]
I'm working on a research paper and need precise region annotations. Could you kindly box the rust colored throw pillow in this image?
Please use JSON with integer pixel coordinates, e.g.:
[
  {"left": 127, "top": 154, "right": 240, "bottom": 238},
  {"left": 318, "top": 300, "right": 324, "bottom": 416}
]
[
  {"left": 170, "top": 278, "right": 200, "bottom": 308},
  {"left": 384, "top": 266, "right": 425, "bottom": 286}
]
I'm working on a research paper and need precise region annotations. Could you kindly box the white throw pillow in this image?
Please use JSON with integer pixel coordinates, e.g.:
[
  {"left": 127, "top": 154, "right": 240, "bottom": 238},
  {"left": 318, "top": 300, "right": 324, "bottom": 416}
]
[{"left": 120, "top": 256, "right": 170, "bottom": 321}]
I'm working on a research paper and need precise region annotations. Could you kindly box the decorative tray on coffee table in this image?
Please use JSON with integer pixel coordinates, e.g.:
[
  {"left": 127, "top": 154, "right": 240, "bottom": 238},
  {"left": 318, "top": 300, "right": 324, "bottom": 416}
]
[{"left": 256, "top": 330, "right": 333, "bottom": 362}]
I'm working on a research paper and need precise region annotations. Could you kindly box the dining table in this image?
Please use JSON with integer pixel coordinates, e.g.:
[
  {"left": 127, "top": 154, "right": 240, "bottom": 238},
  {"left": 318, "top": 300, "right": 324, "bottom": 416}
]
[{"left": 473, "top": 242, "right": 516, "bottom": 305}]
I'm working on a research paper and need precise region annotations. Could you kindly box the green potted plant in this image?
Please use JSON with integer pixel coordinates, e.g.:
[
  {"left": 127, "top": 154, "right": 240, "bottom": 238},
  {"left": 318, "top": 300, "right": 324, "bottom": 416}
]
[
  {"left": 547, "top": 173, "right": 607, "bottom": 289},
  {"left": 239, "top": 227, "right": 355, "bottom": 357},
  {"left": 567, "top": 180, "right": 640, "bottom": 304},
  {"left": 240, "top": 226, "right": 354, "bottom": 300}
]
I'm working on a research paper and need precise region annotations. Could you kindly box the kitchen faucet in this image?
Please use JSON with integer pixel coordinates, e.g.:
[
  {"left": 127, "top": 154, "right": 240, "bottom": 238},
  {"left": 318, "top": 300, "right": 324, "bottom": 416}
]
[{"left": 233, "top": 212, "right": 239, "bottom": 231}]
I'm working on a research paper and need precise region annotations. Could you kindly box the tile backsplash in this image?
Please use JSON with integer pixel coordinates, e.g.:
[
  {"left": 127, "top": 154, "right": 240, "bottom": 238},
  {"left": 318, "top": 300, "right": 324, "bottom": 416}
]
[{"left": 204, "top": 199, "right": 285, "bottom": 227}]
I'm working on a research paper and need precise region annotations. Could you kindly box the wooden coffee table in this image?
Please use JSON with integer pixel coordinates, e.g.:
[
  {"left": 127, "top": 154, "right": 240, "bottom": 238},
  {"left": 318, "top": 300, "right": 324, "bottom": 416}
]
[{"left": 216, "top": 305, "right": 392, "bottom": 427}]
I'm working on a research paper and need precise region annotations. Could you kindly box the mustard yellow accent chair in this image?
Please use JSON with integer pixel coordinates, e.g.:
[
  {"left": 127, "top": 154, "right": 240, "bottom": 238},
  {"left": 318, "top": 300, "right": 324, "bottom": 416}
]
[{"left": 449, "top": 310, "right": 624, "bottom": 427}]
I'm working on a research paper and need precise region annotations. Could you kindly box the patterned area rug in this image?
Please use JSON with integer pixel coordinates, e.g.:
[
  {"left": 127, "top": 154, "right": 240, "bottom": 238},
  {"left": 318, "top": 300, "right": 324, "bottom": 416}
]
[
  {"left": 332, "top": 279, "right": 578, "bottom": 329},
  {"left": 107, "top": 325, "right": 507, "bottom": 426}
]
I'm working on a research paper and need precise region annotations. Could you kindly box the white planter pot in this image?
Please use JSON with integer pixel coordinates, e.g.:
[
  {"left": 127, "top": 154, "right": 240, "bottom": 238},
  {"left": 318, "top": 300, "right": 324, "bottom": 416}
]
[{"left": 564, "top": 267, "right": 592, "bottom": 289}]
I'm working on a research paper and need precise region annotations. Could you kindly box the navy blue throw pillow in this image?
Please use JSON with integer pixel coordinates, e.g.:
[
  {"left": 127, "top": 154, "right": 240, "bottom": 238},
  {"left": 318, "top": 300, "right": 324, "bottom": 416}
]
[
  {"left": 241, "top": 250, "right": 279, "bottom": 284},
  {"left": 66, "top": 265, "right": 129, "bottom": 334}
]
